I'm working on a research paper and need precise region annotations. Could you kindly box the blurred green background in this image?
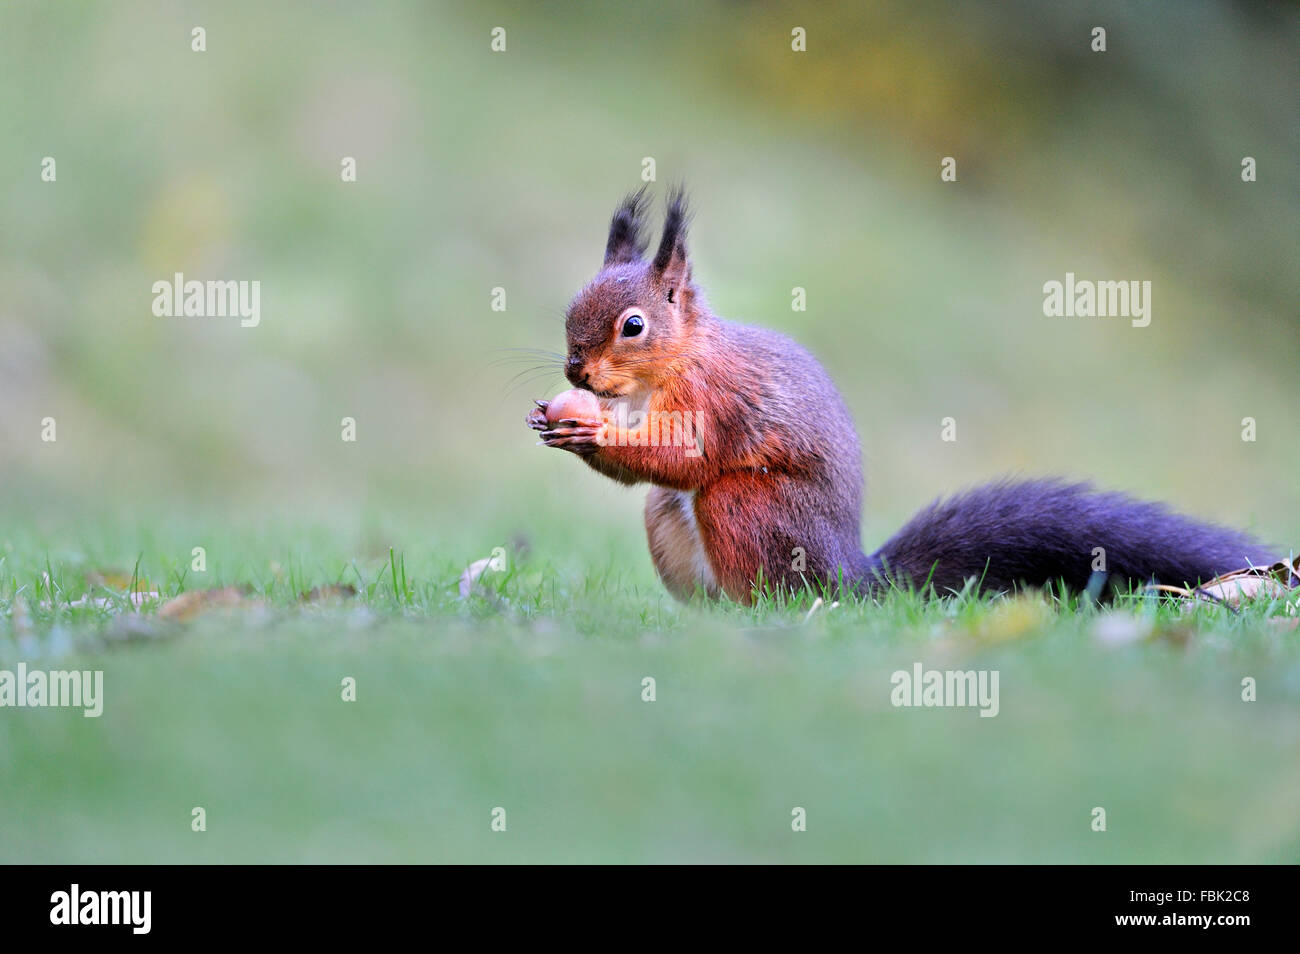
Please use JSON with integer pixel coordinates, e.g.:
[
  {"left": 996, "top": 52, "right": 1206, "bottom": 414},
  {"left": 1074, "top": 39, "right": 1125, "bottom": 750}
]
[
  {"left": 2, "top": 0, "right": 1296, "bottom": 561},
  {"left": 1, "top": 1, "right": 1298, "bottom": 864}
]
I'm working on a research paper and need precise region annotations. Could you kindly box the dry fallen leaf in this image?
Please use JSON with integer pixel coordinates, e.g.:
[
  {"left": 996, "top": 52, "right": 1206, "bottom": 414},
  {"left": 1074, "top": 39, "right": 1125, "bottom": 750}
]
[
  {"left": 1147, "top": 556, "right": 1300, "bottom": 613},
  {"left": 300, "top": 583, "right": 357, "bottom": 603},
  {"left": 86, "top": 568, "right": 154, "bottom": 594},
  {"left": 458, "top": 557, "right": 493, "bottom": 599},
  {"left": 157, "top": 586, "right": 253, "bottom": 622},
  {"left": 66, "top": 591, "right": 159, "bottom": 611}
]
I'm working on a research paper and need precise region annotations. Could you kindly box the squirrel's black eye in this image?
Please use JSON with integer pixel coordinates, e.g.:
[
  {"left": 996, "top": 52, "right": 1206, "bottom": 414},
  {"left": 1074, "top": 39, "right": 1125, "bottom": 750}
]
[{"left": 621, "top": 314, "right": 645, "bottom": 338}]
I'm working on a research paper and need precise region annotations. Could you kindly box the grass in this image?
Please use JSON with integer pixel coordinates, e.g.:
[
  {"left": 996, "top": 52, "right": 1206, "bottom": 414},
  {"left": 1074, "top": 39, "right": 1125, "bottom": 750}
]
[
  {"left": 1, "top": 0, "right": 1296, "bottom": 864},
  {"left": 2, "top": 518, "right": 1298, "bottom": 863}
]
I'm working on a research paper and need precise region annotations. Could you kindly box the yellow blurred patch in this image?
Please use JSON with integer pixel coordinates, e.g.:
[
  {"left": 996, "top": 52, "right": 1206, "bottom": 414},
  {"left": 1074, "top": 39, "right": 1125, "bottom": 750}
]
[
  {"left": 969, "top": 596, "right": 1052, "bottom": 643},
  {"left": 138, "top": 172, "right": 233, "bottom": 273}
]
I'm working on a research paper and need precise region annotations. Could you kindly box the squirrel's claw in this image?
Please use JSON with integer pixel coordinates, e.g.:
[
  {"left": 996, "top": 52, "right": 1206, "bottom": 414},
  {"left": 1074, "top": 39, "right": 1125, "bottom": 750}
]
[
  {"left": 540, "top": 424, "right": 602, "bottom": 457},
  {"left": 526, "top": 405, "right": 550, "bottom": 431}
]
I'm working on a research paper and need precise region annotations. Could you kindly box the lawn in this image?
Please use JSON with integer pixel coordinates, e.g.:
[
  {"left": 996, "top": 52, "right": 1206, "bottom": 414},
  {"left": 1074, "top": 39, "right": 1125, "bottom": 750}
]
[
  {"left": 2, "top": 0, "right": 1297, "bottom": 863},
  {"left": 2, "top": 516, "right": 1298, "bottom": 864}
]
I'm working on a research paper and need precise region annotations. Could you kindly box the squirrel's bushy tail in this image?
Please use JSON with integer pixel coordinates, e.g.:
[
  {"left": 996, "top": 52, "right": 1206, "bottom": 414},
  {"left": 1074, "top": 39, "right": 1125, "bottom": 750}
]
[{"left": 859, "top": 479, "right": 1270, "bottom": 597}]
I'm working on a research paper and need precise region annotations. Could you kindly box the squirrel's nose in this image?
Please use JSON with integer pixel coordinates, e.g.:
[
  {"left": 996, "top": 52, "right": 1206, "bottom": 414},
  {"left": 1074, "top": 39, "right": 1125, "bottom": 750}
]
[{"left": 565, "top": 355, "right": 588, "bottom": 387}]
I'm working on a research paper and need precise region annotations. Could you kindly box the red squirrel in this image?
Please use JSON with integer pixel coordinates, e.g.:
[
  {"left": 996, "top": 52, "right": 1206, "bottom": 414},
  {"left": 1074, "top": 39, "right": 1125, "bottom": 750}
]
[{"left": 526, "top": 189, "right": 1269, "bottom": 603}]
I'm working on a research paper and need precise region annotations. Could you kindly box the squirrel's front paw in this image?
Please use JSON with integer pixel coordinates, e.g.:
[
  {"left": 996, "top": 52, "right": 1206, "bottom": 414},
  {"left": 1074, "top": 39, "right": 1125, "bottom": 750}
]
[
  {"left": 539, "top": 423, "right": 603, "bottom": 457},
  {"left": 526, "top": 400, "right": 550, "bottom": 432}
]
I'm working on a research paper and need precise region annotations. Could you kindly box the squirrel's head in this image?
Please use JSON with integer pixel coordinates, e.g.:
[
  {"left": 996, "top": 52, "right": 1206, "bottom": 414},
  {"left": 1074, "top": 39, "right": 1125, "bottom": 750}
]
[{"left": 563, "top": 188, "right": 701, "bottom": 398}]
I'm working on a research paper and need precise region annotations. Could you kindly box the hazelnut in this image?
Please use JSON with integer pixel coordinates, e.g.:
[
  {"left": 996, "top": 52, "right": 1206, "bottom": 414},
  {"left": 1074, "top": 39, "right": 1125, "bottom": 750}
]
[{"left": 545, "top": 388, "right": 602, "bottom": 425}]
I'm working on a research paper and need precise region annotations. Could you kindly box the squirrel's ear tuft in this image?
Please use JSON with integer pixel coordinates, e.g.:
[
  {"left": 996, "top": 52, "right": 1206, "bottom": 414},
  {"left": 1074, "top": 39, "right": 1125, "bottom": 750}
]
[
  {"left": 652, "top": 187, "right": 691, "bottom": 290},
  {"left": 604, "top": 187, "right": 650, "bottom": 266}
]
